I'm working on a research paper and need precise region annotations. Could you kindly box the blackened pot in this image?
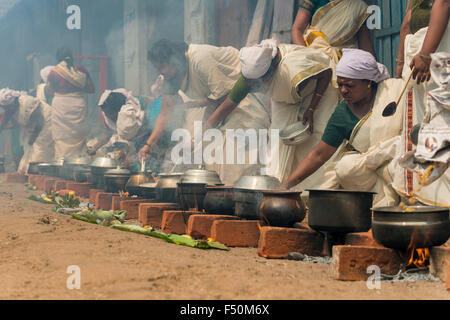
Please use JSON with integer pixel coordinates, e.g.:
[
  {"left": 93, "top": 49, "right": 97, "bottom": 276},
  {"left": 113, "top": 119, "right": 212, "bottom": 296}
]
[
  {"left": 307, "top": 189, "right": 375, "bottom": 233},
  {"left": 204, "top": 186, "right": 235, "bottom": 215},
  {"left": 177, "top": 182, "right": 208, "bottom": 211},
  {"left": 258, "top": 190, "right": 305, "bottom": 227},
  {"left": 372, "top": 205, "right": 450, "bottom": 250}
]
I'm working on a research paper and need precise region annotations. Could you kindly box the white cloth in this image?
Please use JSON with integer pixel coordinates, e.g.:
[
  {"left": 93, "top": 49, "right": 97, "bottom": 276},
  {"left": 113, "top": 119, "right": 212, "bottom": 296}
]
[
  {"left": 389, "top": 23, "right": 450, "bottom": 206},
  {"left": 239, "top": 39, "right": 278, "bottom": 79},
  {"left": 0, "top": 88, "right": 27, "bottom": 107},
  {"left": 336, "top": 49, "right": 390, "bottom": 83},
  {"left": 51, "top": 94, "right": 88, "bottom": 141},
  {"left": 40, "top": 66, "right": 55, "bottom": 83}
]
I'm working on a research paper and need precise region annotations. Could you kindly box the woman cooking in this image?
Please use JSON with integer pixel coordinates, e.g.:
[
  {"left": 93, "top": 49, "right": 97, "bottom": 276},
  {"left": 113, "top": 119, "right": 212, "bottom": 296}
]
[
  {"left": 283, "top": 49, "right": 408, "bottom": 207},
  {"left": 204, "top": 39, "right": 339, "bottom": 189},
  {"left": 0, "top": 88, "right": 53, "bottom": 175},
  {"left": 90, "top": 88, "right": 173, "bottom": 173},
  {"left": 291, "top": 0, "right": 376, "bottom": 62},
  {"left": 139, "top": 39, "right": 271, "bottom": 185},
  {"left": 46, "top": 46, "right": 95, "bottom": 158}
]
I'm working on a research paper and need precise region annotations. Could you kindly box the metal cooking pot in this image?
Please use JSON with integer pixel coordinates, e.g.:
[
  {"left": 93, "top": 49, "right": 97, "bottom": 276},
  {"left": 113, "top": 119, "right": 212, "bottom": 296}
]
[
  {"left": 125, "top": 170, "right": 155, "bottom": 197},
  {"left": 179, "top": 169, "right": 222, "bottom": 185},
  {"left": 156, "top": 172, "right": 183, "bottom": 203},
  {"left": 62, "top": 157, "right": 91, "bottom": 181},
  {"left": 307, "top": 189, "right": 375, "bottom": 233},
  {"left": 136, "top": 182, "right": 158, "bottom": 199},
  {"left": 37, "top": 163, "right": 55, "bottom": 176},
  {"left": 203, "top": 186, "right": 235, "bottom": 215},
  {"left": 47, "top": 158, "right": 65, "bottom": 178},
  {"left": 74, "top": 166, "right": 92, "bottom": 183},
  {"left": 258, "top": 190, "right": 306, "bottom": 227},
  {"left": 233, "top": 175, "right": 285, "bottom": 220},
  {"left": 177, "top": 182, "right": 209, "bottom": 211},
  {"left": 27, "top": 162, "right": 42, "bottom": 175},
  {"left": 103, "top": 167, "right": 131, "bottom": 193},
  {"left": 372, "top": 205, "right": 450, "bottom": 250},
  {"left": 90, "top": 157, "right": 118, "bottom": 189}
]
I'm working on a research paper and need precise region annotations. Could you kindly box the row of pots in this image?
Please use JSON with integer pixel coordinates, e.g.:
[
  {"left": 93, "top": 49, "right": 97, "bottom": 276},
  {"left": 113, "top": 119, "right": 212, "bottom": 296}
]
[{"left": 31, "top": 159, "right": 449, "bottom": 251}]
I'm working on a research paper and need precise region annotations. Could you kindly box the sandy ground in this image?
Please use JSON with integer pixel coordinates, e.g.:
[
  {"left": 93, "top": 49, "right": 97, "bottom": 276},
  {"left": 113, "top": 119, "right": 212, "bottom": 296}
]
[{"left": 0, "top": 182, "right": 448, "bottom": 300}]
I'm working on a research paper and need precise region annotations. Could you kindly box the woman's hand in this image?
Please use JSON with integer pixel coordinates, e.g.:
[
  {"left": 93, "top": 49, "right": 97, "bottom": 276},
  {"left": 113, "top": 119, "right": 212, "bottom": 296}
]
[
  {"left": 86, "top": 145, "right": 98, "bottom": 156},
  {"left": 302, "top": 107, "right": 315, "bottom": 134},
  {"left": 139, "top": 144, "right": 153, "bottom": 161},
  {"left": 410, "top": 54, "right": 432, "bottom": 84}
]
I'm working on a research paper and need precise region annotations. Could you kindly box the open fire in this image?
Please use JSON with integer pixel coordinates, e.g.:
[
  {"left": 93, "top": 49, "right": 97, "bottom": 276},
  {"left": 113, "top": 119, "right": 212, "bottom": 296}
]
[{"left": 405, "top": 229, "right": 430, "bottom": 269}]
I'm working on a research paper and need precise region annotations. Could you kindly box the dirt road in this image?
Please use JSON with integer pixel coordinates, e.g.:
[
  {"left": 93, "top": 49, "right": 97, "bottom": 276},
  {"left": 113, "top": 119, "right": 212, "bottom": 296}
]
[{"left": 0, "top": 182, "right": 448, "bottom": 300}]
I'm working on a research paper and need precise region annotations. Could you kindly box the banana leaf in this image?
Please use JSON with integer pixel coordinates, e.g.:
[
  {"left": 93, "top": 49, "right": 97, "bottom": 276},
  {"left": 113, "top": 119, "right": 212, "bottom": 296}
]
[
  {"left": 27, "top": 195, "right": 55, "bottom": 204},
  {"left": 111, "top": 224, "right": 229, "bottom": 250}
]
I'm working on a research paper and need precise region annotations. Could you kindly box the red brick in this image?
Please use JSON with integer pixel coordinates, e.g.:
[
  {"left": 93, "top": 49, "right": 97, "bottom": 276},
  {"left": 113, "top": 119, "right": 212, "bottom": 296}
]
[
  {"left": 121, "top": 199, "right": 156, "bottom": 220},
  {"left": 430, "top": 246, "right": 450, "bottom": 282},
  {"left": 257, "top": 226, "right": 325, "bottom": 259},
  {"left": 44, "top": 178, "right": 56, "bottom": 194},
  {"left": 345, "top": 230, "right": 384, "bottom": 248},
  {"left": 112, "top": 195, "right": 133, "bottom": 210},
  {"left": 6, "top": 172, "right": 27, "bottom": 184},
  {"left": 89, "top": 189, "right": 104, "bottom": 205},
  {"left": 27, "top": 174, "right": 38, "bottom": 186},
  {"left": 186, "top": 214, "right": 239, "bottom": 240},
  {"left": 330, "top": 245, "right": 402, "bottom": 281},
  {"left": 293, "top": 222, "right": 314, "bottom": 231},
  {"left": 161, "top": 210, "right": 201, "bottom": 234},
  {"left": 95, "top": 193, "right": 118, "bottom": 210},
  {"left": 65, "top": 182, "right": 93, "bottom": 198},
  {"left": 138, "top": 203, "right": 179, "bottom": 227},
  {"left": 211, "top": 220, "right": 260, "bottom": 247},
  {"left": 53, "top": 180, "right": 68, "bottom": 192}
]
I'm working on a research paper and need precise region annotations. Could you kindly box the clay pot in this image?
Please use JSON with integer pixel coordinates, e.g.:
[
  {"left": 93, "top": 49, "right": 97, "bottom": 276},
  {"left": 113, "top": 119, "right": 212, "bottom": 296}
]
[
  {"left": 203, "top": 186, "right": 235, "bottom": 215},
  {"left": 258, "top": 190, "right": 305, "bottom": 227}
]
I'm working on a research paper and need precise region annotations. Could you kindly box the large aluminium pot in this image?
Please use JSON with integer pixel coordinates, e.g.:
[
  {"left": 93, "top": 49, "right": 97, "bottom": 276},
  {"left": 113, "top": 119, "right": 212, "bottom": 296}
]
[
  {"left": 233, "top": 175, "right": 285, "bottom": 220},
  {"left": 103, "top": 167, "right": 131, "bottom": 193},
  {"left": 62, "top": 157, "right": 91, "bottom": 181},
  {"left": 90, "top": 157, "right": 118, "bottom": 189},
  {"left": 372, "top": 205, "right": 450, "bottom": 250},
  {"left": 307, "top": 189, "right": 375, "bottom": 233},
  {"left": 177, "top": 169, "right": 223, "bottom": 211},
  {"left": 203, "top": 186, "right": 235, "bottom": 215},
  {"left": 27, "top": 162, "right": 42, "bottom": 175},
  {"left": 258, "top": 190, "right": 306, "bottom": 227},
  {"left": 156, "top": 172, "right": 183, "bottom": 203},
  {"left": 46, "top": 158, "right": 65, "bottom": 178},
  {"left": 125, "top": 170, "right": 155, "bottom": 197}
]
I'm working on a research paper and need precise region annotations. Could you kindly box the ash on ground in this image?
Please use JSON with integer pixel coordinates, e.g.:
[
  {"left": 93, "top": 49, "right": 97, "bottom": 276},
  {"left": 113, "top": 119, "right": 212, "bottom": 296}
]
[
  {"left": 285, "top": 252, "right": 332, "bottom": 265},
  {"left": 381, "top": 268, "right": 441, "bottom": 283}
]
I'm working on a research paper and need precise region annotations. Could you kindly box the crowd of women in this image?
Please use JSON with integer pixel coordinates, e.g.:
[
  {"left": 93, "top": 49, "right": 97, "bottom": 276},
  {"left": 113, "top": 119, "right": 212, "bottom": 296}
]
[{"left": 0, "top": 0, "right": 448, "bottom": 208}]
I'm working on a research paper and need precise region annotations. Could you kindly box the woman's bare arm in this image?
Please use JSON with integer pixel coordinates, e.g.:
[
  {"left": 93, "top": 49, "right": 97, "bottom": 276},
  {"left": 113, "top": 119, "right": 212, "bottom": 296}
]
[
  {"left": 282, "top": 141, "right": 337, "bottom": 189},
  {"left": 291, "top": 8, "right": 312, "bottom": 46}
]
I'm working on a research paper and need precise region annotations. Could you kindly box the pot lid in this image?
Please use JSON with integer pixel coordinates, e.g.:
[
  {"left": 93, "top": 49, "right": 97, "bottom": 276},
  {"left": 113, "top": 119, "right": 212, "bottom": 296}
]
[
  {"left": 104, "top": 167, "right": 131, "bottom": 177},
  {"left": 234, "top": 175, "right": 284, "bottom": 191},
  {"left": 180, "top": 169, "right": 222, "bottom": 185},
  {"left": 90, "top": 157, "right": 117, "bottom": 168},
  {"left": 138, "top": 182, "right": 158, "bottom": 189},
  {"left": 50, "top": 158, "right": 64, "bottom": 166},
  {"left": 372, "top": 205, "right": 449, "bottom": 213},
  {"left": 158, "top": 172, "right": 184, "bottom": 177},
  {"left": 65, "top": 157, "right": 91, "bottom": 165}
]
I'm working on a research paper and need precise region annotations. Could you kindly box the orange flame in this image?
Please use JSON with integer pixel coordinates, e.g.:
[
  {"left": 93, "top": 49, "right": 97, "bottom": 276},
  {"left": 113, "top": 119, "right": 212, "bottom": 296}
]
[{"left": 405, "top": 229, "right": 430, "bottom": 269}]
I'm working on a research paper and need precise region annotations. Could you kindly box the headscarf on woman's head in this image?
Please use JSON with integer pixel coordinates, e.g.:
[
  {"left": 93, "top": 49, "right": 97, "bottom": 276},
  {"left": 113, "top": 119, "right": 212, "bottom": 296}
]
[
  {"left": 0, "top": 88, "right": 26, "bottom": 107},
  {"left": 40, "top": 66, "right": 55, "bottom": 83},
  {"left": 336, "top": 48, "right": 390, "bottom": 83},
  {"left": 239, "top": 38, "right": 278, "bottom": 79}
]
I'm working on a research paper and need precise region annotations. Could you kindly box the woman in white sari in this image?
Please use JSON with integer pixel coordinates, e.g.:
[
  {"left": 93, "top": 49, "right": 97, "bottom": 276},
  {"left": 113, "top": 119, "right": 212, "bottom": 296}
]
[
  {"left": 292, "top": 0, "right": 375, "bottom": 63},
  {"left": 0, "top": 88, "right": 53, "bottom": 175},
  {"left": 46, "top": 47, "right": 95, "bottom": 158},
  {"left": 206, "top": 39, "right": 339, "bottom": 189},
  {"left": 283, "top": 49, "right": 407, "bottom": 207}
]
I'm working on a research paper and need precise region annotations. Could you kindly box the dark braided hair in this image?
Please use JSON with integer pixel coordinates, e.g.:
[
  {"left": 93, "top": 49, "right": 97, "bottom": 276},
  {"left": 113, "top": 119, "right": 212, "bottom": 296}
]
[
  {"left": 56, "top": 46, "right": 74, "bottom": 68},
  {"left": 100, "top": 92, "right": 127, "bottom": 118}
]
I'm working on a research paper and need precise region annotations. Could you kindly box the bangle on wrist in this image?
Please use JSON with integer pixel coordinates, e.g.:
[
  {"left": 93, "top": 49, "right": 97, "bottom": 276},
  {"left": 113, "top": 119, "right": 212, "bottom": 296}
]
[
  {"left": 418, "top": 52, "right": 432, "bottom": 61},
  {"left": 314, "top": 92, "right": 323, "bottom": 98},
  {"left": 307, "top": 107, "right": 315, "bottom": 112}
]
